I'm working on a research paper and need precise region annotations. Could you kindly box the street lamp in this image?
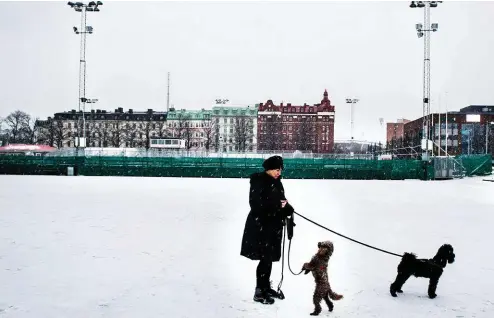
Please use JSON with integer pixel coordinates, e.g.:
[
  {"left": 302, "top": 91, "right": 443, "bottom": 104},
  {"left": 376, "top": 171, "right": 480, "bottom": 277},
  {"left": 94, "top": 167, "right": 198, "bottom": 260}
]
[
  {"left": 346, "top": 98, "right": 359, "bottom": 141},
  {"left": 410, "top": 1, "right": 442, "bottom": 159},
  {"left": 67, "top": 1, "right": 103, "bottom": 148}
]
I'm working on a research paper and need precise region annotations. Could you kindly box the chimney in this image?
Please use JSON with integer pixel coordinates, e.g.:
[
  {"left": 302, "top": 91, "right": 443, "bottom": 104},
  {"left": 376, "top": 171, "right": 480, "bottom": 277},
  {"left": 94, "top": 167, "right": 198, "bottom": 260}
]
[
  {"left": 147, "top": 108, "right": 153, "bottom": 113},
  {"left": 118, "top": 107, "right": 123, "bottom": 113},
  {"left": 91, "top": 109, "right": 95, "bottom": 114},
  {"left": 129, "top": 109, "right": 133, "bottom": 114},
  {"left": 96, "top": 109, "right": 101, "bottom": 113}
]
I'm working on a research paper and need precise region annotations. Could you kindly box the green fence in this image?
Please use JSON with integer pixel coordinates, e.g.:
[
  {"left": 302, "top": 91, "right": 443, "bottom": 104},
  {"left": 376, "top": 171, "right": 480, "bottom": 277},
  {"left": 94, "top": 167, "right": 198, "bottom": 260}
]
[
  {"left": 455, "top": 154, "right": 492, "bottom": 176},
  {"left": 0, "top": 154, "right": 490, "bottom": 180}
]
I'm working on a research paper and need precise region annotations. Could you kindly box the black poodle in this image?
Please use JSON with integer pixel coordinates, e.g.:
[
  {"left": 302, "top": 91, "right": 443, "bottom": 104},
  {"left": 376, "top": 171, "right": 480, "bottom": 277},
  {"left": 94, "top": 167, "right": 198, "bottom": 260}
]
[{"left": 390, "top": 244, "right": 455, "bottom": 299}]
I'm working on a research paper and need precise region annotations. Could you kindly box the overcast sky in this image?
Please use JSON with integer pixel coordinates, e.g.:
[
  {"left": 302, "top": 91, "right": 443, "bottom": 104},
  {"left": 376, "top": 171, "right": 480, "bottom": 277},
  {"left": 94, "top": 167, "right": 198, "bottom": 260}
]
[{"left": 1, "top": 0, "right": 493, "bottom": 142}]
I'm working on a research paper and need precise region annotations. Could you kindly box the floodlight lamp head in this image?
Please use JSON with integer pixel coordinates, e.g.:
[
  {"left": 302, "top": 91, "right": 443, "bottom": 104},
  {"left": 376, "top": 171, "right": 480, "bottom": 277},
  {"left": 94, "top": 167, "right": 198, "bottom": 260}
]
[
  {"left": 417, "top": 31, "right": 424, "bottom": 38},
  {"left": 415, "top": 23, "right": 423, "bottom": 31},
  {"left": 409, "top": 1, "right": 417, "bottom": 8},
  {"left": 417, "top": 1, "right": 425, "bottom": 8}
]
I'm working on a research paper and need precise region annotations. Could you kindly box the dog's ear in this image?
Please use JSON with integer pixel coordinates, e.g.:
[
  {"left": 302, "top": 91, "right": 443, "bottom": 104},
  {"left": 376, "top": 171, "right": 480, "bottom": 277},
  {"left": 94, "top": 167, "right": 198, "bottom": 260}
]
[{"left": 433, "top": 245, "right": 452, "bottom": 267}]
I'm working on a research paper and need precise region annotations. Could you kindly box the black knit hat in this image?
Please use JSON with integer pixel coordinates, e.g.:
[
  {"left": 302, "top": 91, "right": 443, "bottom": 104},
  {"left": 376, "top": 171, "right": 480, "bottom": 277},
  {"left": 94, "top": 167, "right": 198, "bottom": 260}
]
[{"left": 262, "top": 155, "right": 284, "bottom": 171}]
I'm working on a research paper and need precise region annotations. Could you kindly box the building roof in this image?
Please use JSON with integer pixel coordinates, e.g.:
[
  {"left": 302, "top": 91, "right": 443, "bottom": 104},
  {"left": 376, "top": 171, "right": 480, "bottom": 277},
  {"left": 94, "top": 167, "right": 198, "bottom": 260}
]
[
  {"left": 212, "top": 105, "right": 258, "bottom": 117},
  {"left": 167, "top": 108, "right": 212, "bottom": 120},
  {"left": 52, "top": 108, "right": 167, "bottom": 121},
  {"left": 458, "top": 105, "right": 494, "bottom": 114},
  {"left": 258, "top": 90, "right": 335, "bottom": 113}
]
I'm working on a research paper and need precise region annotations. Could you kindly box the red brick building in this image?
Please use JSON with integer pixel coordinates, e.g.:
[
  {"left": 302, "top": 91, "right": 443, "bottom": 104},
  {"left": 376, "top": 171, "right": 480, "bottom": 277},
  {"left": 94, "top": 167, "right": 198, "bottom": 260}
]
[
  {"left": 257, "top": 90, "right": 335, "bottom": 153},
  {"left": 386, "top": 119, "right": 410, "bottom": 143},
  {"left": 403, "top": 105, "right": 494, "bottom": 156}
]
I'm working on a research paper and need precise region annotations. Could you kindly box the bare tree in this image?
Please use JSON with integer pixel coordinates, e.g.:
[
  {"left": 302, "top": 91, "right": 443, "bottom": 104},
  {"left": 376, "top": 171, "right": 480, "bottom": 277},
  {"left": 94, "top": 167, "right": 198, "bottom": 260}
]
[
  {"left": 109, "top": 120, "right": 125, "bottom": 147},
  {"left": 36, "top": 119, "right": 56, "bottom": 146},
  {"left": 177, "top": 113, "right": 193, "bottom": 150},
  {"left": 0, "top": 119, "right": 9, "bottom": 146},
  {"left": 21, "top": 116, "right": 40, "bottom": 144},
  {"left": 203, "top": 119, "right": 218, "bottom": 152},
  {"left": 156, "top": 121, "right": 171, "bottom": 138},
  {"left": 262, "top": 116, "right": 283, "bottom": 151},
  {"left": 142, "top": 119, "right": 154, "bottom": 149},
  {"left": 54, "top": 120, "right": 69, "bottom": 148},
  {"left": 295, "top": 117, "right": 314, "bottom": 151},
  {"left": 234, "top": 116, "right": 253, "bottom": 152},
  {"left": 4, "top": 110, "right": 31, "bottom": 143},
  {"left": 91, "top": 122, "right": 109, "bottom": 147},
  {"left": 85, "top": 121, "right": 98, "bottom": 147}
]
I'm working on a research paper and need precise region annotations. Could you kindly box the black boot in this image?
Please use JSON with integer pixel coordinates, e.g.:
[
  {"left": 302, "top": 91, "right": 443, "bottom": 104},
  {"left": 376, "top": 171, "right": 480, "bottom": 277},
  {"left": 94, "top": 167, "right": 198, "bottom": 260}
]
[
  {"left": 253, "top": 287, "right": 275, "bottom": 305},
  {"left": 265, "top": 280, "right": 285, "bottom": 300}
]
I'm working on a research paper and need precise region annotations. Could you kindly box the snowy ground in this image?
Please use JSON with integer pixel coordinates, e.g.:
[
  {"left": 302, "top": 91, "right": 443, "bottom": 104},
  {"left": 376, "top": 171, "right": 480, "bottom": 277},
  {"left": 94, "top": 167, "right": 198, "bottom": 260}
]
[{"left": 0, "top": 174, "right": 493, "bottom": 318}]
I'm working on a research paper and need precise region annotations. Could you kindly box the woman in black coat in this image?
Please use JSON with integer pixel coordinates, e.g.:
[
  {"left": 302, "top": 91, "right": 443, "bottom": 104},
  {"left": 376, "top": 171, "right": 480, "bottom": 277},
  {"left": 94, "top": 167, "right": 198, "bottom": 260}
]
[{"left": 240, "top": 155, "right": 295, "bottom": 304}]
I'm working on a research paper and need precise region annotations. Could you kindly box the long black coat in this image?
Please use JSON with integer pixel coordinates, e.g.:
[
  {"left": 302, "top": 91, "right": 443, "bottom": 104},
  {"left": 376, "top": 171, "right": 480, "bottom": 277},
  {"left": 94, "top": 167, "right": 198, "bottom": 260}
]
[{"left": 240, "top": 172, "right": 294, "bottom": 262}]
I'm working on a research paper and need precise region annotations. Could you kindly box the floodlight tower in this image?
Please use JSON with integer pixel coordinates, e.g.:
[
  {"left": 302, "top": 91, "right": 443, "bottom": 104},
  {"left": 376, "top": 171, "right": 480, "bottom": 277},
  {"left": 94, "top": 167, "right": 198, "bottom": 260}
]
[
  {"left": 67, "top": 1, "right": 103, "bottom": 148},
  {"left": 346, "top": 98, "right": 359, "bottom": 141},
  {"left": 410, "top": 1, "right": 441, "bottom": 158}
]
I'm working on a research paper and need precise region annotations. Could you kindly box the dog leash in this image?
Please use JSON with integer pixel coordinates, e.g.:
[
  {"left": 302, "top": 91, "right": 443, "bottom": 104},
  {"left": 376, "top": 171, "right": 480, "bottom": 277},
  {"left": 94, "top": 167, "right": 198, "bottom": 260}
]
[
  {"left": 277, "top": 211, "right": 403, "bottom": 298},
  {"left": 277, "top": 218, "right": 303, "bottom": 299},
  {"left": 293, "top": 211, "right": 403, "bottom": 258}
]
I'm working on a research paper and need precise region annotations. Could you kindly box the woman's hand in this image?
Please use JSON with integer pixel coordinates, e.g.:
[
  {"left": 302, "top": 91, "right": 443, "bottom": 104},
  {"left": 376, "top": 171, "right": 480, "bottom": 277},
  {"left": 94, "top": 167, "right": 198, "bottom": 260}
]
[{"left": 281, "top": 200, "right": 288, "bottom": 208}]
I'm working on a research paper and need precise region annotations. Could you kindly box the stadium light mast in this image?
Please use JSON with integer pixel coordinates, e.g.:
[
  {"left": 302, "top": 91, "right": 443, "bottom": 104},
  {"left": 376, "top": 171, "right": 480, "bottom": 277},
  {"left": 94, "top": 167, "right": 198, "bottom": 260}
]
[
  {"left": 67, "top": 1, "right": 103, "bottom": 148},
  {"left": 410, "top": 1, "right": 442, "bottom": 159}
]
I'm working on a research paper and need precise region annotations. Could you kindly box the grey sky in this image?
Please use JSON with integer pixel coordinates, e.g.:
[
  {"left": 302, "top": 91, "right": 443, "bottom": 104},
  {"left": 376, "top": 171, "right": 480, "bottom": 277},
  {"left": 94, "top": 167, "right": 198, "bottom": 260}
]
[{"left": 1, "top": 1, "right": 493, "bottom": 142}]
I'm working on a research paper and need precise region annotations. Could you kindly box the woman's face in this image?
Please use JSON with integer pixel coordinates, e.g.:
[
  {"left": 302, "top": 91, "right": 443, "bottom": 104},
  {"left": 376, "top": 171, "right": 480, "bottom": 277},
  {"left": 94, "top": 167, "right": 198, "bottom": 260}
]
[{"left": 266, "top": 168, "right": 281, "bottom": 179}]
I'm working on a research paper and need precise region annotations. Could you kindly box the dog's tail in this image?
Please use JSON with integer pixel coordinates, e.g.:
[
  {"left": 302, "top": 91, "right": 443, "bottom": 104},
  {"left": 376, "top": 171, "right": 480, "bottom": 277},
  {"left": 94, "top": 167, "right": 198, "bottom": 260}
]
[
  {"left": 328, "top": 290, "right": 344, "bottom": 301},
  {"left": 398, "top": 252, "right": 417, "bottom": 272},
  {"left": 402, "top": 252, "right": 417, "bottom": 263}
]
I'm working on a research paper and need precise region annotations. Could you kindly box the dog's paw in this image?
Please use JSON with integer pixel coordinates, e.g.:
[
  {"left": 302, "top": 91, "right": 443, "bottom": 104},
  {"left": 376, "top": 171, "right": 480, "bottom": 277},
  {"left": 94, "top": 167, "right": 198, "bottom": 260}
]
[
  {"left": 390, "top": 286, "right": 398, "bottom": 297},
  {"left": 397, "top": 289, "right": 403, "bottom": 293},
  {"left": 428, "top": 293, "right": 437, "bottom": 299}
]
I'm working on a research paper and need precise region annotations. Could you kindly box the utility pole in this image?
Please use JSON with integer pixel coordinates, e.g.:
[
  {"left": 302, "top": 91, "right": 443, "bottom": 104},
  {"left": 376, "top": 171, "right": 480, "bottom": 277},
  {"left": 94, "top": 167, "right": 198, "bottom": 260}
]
[{"left": 345, "top": 98, "right": 359, "bottom": 141}]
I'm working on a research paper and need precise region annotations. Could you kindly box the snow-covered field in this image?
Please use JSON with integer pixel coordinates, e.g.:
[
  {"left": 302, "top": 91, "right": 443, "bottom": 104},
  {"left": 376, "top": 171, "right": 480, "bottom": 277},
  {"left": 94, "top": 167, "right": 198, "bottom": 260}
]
[{"left": 0, "top": 174, "right": 493, "bottom": 317}]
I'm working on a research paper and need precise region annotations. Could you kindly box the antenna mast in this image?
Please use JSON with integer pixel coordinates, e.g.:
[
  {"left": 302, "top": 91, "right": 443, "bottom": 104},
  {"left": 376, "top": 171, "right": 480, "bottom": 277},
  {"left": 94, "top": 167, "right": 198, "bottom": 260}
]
[{"left": 166, "top": 72, "right": 170, "bottom": 112}]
